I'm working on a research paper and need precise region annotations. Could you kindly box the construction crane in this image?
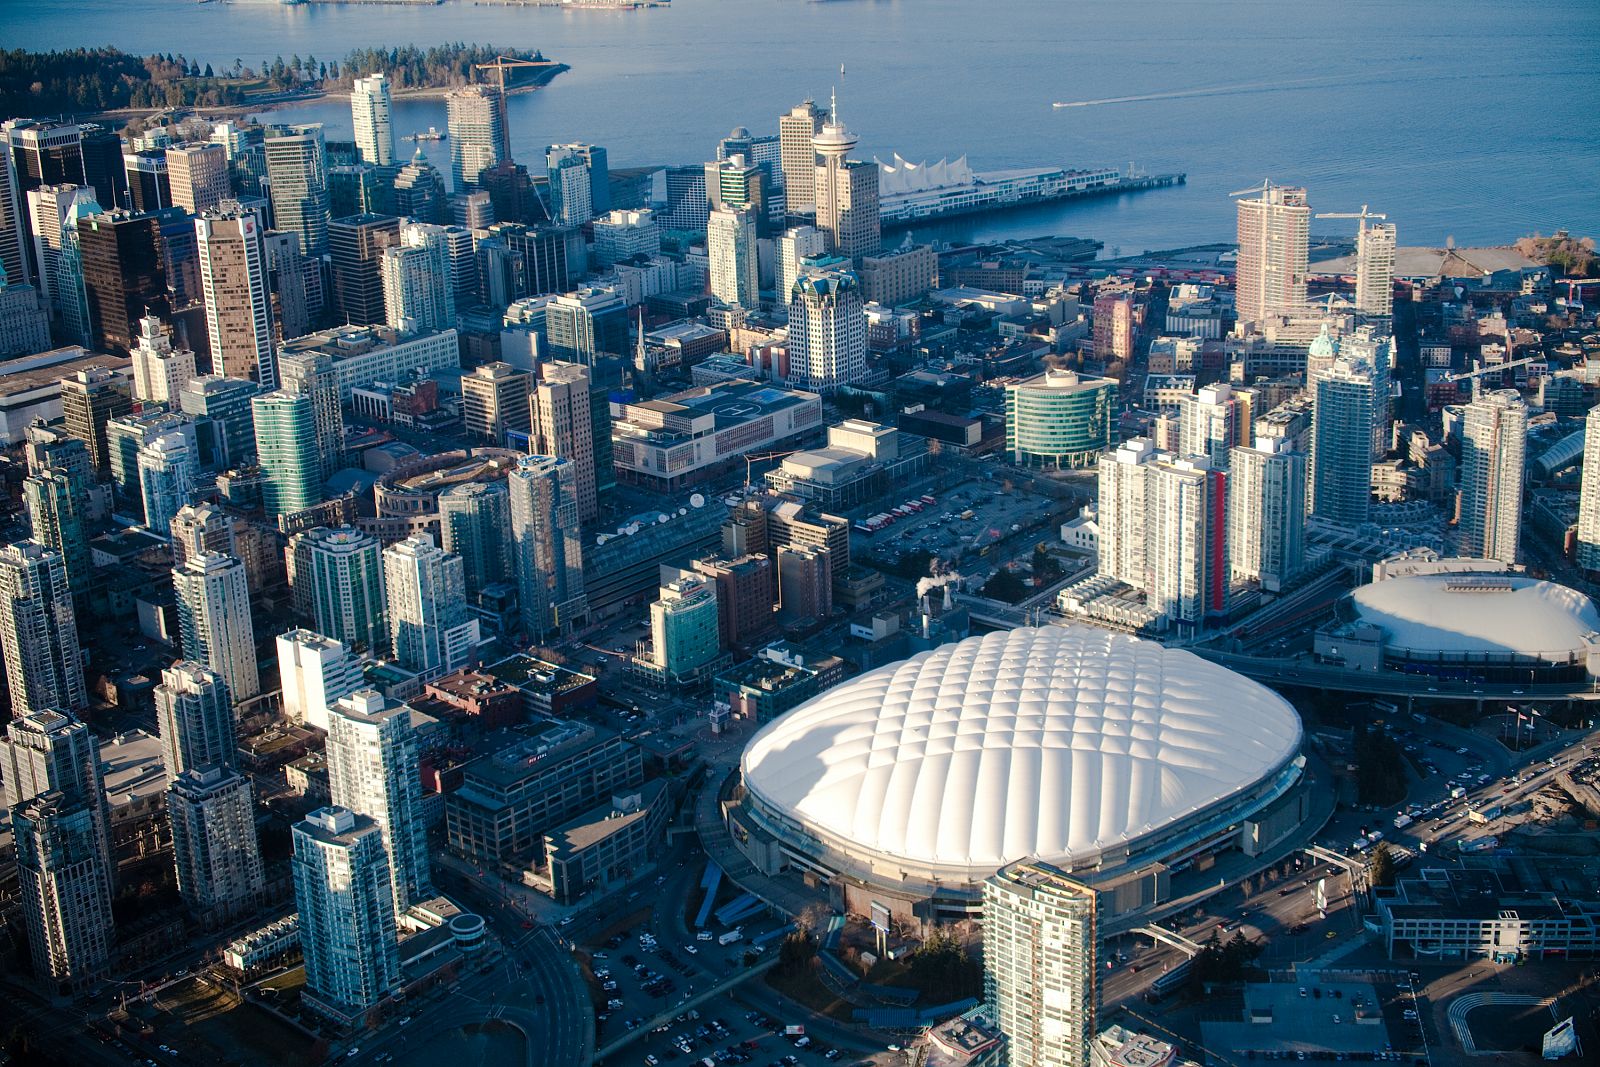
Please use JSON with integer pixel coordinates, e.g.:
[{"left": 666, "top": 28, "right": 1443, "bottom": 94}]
[
  {"left": 1227, "top": 179, "right": 1274, "bottom": 198},
  {"left": 743, "top": 448, "right": 804, "bottom": 490},
  {"left": 1440, "top": 354, "right": 1540, "bottom": 386},
  {"left": 472, "top": 54, "right": 560, "bottom": 158},
  {"left": 1315, "top": 204, "right": 1388, "bottom": 227}
]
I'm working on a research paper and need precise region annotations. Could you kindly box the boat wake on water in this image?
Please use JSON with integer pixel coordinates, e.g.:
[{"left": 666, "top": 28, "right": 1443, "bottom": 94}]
[{"left": 1052, "top": 74, "right": 1353, "bottom": 108}]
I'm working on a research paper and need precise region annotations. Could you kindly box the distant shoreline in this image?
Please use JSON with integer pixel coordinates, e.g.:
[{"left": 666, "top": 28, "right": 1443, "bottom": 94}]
[{"left": 79, "top": 67, "right": 567, "bottom": 126}]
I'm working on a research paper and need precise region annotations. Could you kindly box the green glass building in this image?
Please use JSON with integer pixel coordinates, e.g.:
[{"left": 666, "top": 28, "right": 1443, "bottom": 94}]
[
  {"left": 252, "top": 391, "right": 322, "bottom": 519},
  {"left": 1005, "top": 369, "right": 1117, "bottom": 470}
]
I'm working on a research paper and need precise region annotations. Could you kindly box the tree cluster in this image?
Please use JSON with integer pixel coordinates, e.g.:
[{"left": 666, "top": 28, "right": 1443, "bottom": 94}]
[
  {"left": 0, "top": 43, "right": 555, "bottom": 117},
  {"left": 777, "top": 927, "right": 819, "bottom": 978},
  {"left": 335, "top": 43, "right": 552, "bottom": 92},
  {"left": 1192, "top": 930, "right": 1261, "bottom": 984},
  {"left": 1367, "top": 841, "right": 1397, "bottom": 888},
  {"left": 982, "top": 566, "right": 1028, "bottom": 603},
  {"left": 905, "top": 931, "right": 982, "bottom": 1003},
  {"left": 1352, "top": 724, "right": 1407, "bottom": 806},
  {"left": 1516, "top": 232, "right": 1597, "bottom": 278}
]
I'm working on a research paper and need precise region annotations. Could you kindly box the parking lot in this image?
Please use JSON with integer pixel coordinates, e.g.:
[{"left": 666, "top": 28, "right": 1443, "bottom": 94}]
[
  {"left": 849, "top": 477, "right": 1071, "bottom": 572},
  {"left": 588, "top": 919, "right": 859, "bottom": 1067}
]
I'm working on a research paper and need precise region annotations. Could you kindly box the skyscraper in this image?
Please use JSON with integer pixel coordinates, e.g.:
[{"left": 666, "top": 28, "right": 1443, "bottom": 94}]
[
  {"left": 1310, "top": 357, "right": 1377, "bottom": 525},
  {"left": 387, "top": 221, "right": 467, "bottom": 330},
  {"left": 1457, "top": 388, "right": 1527, "bottom": 565},
  {"left": 509, "top": 454, "right": 587, "bottom": 638},
  {"left": 276, "top": 628, "right": 364, "bottom": 733},
  {"left": 104, "top": 408, "right": 192, "bottom": 515},
  {"left": 1354, "top": 218, "right": 1397, "bottom": 317},
  {"left": 297, "top": 526, "right": 388, "bottom": 653},
  {"left": 179, "top": 374, "right": 261, "bottom": 468},
  {"left": 2, "top": 709, "right": 108, "bottom": 840},
  {"left": 775, "top": 225, "right": 826, "bottom": 315},
  {"left": 1096, "top": 438, "right": 1155, "bottom": 588},
  {"left": 137, "top": 430, "right": 199, "bottom": 535},
  {"left": 75, "top": 209, "right": 168, "bottom": 355},
  {"left": 530, "top": 361, "right": 598, "bottom": 523},
  {"left": 1005, "top": 370, "right": 1118, "bottom": 471},
  {"left": 438, "top": 481, "right": 515, "bottom": 600},
  {"left": 812, "top": 99, "right": 879, "bottom": 263},
  {"left": 263, "top": 125, "right": 330, "bottom": 257},
  {"left": 779, "top": 100, "right": 825, "bottom": 214},
  {"left": 983, "top": 862, "right": 1098, "bottom": 1067},
  {"left": 25, "top": 182, "right": 98, "bottom": 324},
  {"left": 705, "top": 155, "right": 764, "bottom": 219},
  {"left": 171, "top": 503, "right": 235, "bottom": 571},
  {"left": 252, "top": 391, "right": 323, "bottom": 518},
  {"left": 22, "top": 468, "right": 91, "bottom": 596},
  {"left": 392, "top": 149, "right": 448, "bottom": 224},
  {"left": 1577, "top": 406, "right": 1600, "bottom": 574},
  {"left": 153, "top": 660, "right": 234, "bottom": 778},
  {"left": 328, "top": 212, "right": 400, "bottom": 327},
  {"left": 59, "top": 369, "right": 130, "bottom": 483},
  {"left": 1227, "top": 438, "right": 1307, "bottom": 593},
  {"left": 326, "top": 689, "right": 433, "bottom": 914},
  {"left": 1146, "top": 454, "right": 1228, "bottom": 628},
  {"left": 459, "top": 361, "right": 531, "bottom": 444},
  {"left": 277, "top": 350, "right": 346, "bottom": 479},
  {"left": 546, "top": 150, "right": 594, "bottom": 227},
  {"left": 0, "top": 542, "right": 85, "bottom": 715},
  {"left": 1177, "top": 382, "right": 1246, "bottom": 470},
  {"left": 129, "top": 313, "right": 196, "bottom": 405},
  {"left": 544, "top": 285, "right": 630, "bottom": 365},
  {"left": 12, "top": 793, "right": 114, "bottom": 990},
  {"left": 546, "top": 143, "right": 608, "bottom": 218},
  {"left": 173, "top": 551, "right": 260, "bottom": 703},
  {"left": 165, "top": 141, "right": 231, "bottom": 215},
  {"left": 381, "top": 243, "right": 453, "bottom": 331},
  {"left": 292, "top": 806, "right": 401, "bottom": 1021},
  {"left": 786, "top": 267, "right": 865, "bottom": 394},
  {"left": 168, "top": 764, "right": 266, "bottom": 924},
  {"left": 708, "top": 206, "right": 760, "bottom": 309},
  {"left": 646, "top": 575, "right": 722, "bottom": 683},
  {"left": 1234, "top": 180, "right": 1310, "bottom": 323},
  {"left": 446, "top": 87, "right": 505, "bottom": 191},
  {"left": 196, "top": 205, "right": 276, "bottom": 387},
  {"left": 122, "top": 149, "right": 170, "bottom": 213},
  {"left": 350, "top": 74, "right": 395, "bottom": 167},
  {"left": 3, "top": 708, "right": 113, "bottom": 988},
  {"left": 383, "top": 533, "right": 475, "bottom": 679}
]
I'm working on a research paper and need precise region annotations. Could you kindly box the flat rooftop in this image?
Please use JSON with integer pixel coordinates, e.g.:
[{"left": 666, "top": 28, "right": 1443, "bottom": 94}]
[
  {"left": 1200, "top": 980, "right": 1394, "bottom": 1054},
  {"left": 0, "top": 349, "right": 131, "bottom": 397},
  {"left": 621, "top": 379, "right": 815, "bottom": 430}
]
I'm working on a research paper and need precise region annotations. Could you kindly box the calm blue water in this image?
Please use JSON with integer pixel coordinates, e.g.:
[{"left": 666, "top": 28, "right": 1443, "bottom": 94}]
[{"left": 8, "top": 0, "right": 1597, "bottom": 252}]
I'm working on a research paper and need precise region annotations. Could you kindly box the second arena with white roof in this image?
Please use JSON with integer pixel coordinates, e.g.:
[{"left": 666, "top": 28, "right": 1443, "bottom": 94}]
[{"left": 729, "top": 626, "right": 1307, "bottom": 924}]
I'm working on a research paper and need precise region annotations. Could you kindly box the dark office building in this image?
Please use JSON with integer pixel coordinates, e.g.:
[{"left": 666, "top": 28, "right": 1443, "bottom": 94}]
[
  {"left": 155, "top": 207, "right": 202, "bottom": 310},
  {"left": 327, "top": 213, "right": 399, "bottom": 327},
  {"left": 79, "top": 124, "right": 129, "bottom": 210},
  {"left": 391, "top": 152, "right": 447, "bottom": 225},
  {"left": 480, "top": 161, "right": 544, "bottom": 227},
  {"left": 77, "top": 210, "right": 169, "bottom": 355},
  {"left": 123, "top": 150, "right": 171, "bottom": 213}
]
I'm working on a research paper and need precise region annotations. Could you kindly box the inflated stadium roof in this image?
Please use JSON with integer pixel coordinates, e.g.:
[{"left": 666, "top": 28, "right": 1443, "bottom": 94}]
[{"left": 741, "top": 626, "right": 1302, "bottom": 877}]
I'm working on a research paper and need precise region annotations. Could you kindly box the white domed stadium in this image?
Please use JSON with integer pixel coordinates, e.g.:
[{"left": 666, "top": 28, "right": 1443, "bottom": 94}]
[{"left": 728, "top": 626, "right": 1307, "bottom": 924}]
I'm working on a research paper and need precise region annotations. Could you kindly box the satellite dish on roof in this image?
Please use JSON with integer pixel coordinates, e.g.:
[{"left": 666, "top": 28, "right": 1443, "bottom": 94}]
[{"left": 690, "top": 493, "right": 707, "bottom": 508}]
